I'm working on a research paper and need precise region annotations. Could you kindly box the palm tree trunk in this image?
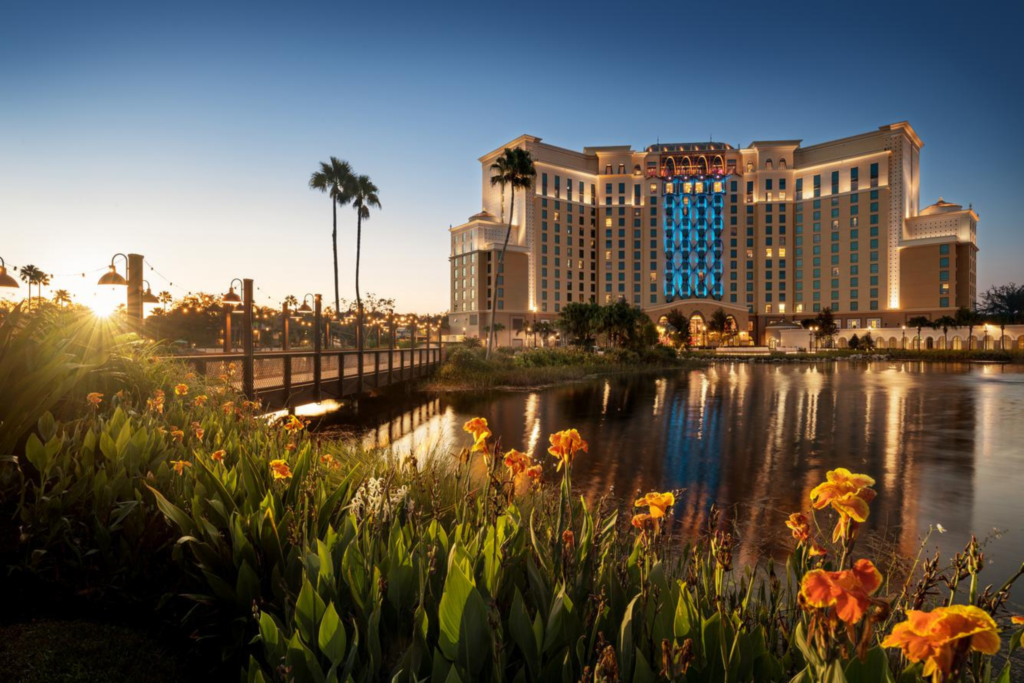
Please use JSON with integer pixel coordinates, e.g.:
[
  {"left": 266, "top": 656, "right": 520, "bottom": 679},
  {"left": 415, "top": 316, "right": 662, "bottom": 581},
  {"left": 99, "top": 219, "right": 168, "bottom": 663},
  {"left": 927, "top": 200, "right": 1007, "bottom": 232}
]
[
  {"left": 356, "top": 211, "right": 363, "bottom": 393},
  {"left": 332, "top": 198, "right": 340, "bottom": 323},
  {"left": 486, "top": 185, "right": 515, "bottom": 360}
]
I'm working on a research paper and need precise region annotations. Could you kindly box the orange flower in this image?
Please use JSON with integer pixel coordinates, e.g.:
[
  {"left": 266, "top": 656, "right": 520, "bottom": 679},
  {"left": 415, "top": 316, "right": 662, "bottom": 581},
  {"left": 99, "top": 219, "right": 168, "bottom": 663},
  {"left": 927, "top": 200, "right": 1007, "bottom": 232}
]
[
  {"left": 222, "top": 401, "right": 234, "bottom": 415},
  {"left": 282, "top": 415, "right": 304, "bottom": 432},
  {"left": 1012, "top": 616, "right": 1024, "bottom": 626},
  {"left": 320, "top": 454, "right": 340, "bottom": 469},
  {"left": 463, "top": 417, "right": 491, "bottom": 441},
  {"left": 631, "top": 512, "right": 653, "bottom": 530},
  {"left": 634, "top": 491, "right": 675, "bottom": 519},
  {"left": 284, "top": 442, "right": 296, "bottom": 452},
  {"left": 184, "top": 372, "right": 195, "bottom": 381},
  {"left": 883, "top": 605, "right": 1000, "bottom": 682},
  {"left": 808, "top": 541, "right": 828, "bottom": 557},
  {"left": 547, "top": 429, "right": 588, "bottom": 471},
  {"left": 269, "top": 459, "right": 292, "bottom": 480},
  {"left": 525, "top": 464, "right": 543, "bottom": 484},
  {"left": 193, "top": 427, "right": 204, "bottom": 441},
  {"left": 170, "top": 428, "right": 184, "bottom": 442},
  {"left": 809, "top": 468, "right": 877, "bottom": 542},
  {"left": 174, "top": 383, "right": 189, "bottom": 396},
  {"left": 86, "top": 392, "right": 103, "bottom": 407},
  {"left": 786, "top": 512, "right": 811, "bottom": 543},
  {"left": 800, "top": 559, "right": 883, "bottom": 625},
  {"left": 211, "top": 450, "right": 225, "bottom": 462},
  {"left": 504, "top": 449, "right": 530, "bottom": 476},
  {"left": 562, "top": 529, "right": 575, "bottom": 550},
  {"left": 171, "top": 460, "right": 191, "bottom": 475},
  {"left": 193, "top": 395, "right": 208, "bottom": 407}
]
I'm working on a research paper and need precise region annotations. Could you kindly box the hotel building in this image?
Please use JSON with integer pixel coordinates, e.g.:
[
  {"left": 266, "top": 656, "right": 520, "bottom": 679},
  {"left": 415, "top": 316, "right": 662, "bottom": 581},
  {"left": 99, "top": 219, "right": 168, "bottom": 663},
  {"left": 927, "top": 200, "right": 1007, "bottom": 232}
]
[{"left": 448, "top": 122, "right": 978, "bottom": 346}]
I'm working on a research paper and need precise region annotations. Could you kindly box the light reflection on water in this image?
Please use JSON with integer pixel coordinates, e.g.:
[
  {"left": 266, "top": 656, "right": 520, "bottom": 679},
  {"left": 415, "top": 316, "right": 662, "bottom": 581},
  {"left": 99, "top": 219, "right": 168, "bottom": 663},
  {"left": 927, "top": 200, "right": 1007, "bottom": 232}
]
[{"left": 320, "top": 362, "right": 1024, "bottom": 599}]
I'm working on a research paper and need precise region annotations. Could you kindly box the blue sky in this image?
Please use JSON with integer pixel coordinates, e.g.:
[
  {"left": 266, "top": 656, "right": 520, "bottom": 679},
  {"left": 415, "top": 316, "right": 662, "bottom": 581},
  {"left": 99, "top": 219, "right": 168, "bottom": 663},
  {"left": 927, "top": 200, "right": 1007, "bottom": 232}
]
[{"left": 1, "top": 0, "right": 1021, "bottom": 312}]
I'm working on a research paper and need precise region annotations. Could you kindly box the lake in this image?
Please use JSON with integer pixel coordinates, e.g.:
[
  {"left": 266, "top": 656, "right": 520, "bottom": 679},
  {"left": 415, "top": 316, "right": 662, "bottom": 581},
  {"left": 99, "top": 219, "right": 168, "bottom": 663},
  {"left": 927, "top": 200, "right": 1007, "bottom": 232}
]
[{"left": 319, "top": 361, "right": 1024, "bottom": 596}]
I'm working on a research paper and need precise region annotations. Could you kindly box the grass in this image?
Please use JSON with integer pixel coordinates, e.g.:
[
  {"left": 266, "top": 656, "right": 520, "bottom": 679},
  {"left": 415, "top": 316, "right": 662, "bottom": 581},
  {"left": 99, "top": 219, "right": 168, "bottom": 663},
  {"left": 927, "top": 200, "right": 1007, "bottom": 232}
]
[
  {"left": 424, "top": 344, "right": 693, "bottom": 391},
  {"left": 0, "top": 620, "right": 196, "bottom": 683}
]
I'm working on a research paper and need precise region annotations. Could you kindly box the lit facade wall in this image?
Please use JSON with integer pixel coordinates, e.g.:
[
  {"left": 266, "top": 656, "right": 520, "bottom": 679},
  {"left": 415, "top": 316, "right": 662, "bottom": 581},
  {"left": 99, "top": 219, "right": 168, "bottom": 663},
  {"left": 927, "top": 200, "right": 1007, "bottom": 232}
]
[{"left": 663, "top": 176, "right": 726, "bottom": 301}]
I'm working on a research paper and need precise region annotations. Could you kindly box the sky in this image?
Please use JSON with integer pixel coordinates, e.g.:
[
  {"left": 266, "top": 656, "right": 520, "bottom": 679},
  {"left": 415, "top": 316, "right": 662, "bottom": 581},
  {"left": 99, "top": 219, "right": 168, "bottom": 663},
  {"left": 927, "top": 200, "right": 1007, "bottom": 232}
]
[{"left": 1, "top": 0, "right": 1021, "bottom": 313}]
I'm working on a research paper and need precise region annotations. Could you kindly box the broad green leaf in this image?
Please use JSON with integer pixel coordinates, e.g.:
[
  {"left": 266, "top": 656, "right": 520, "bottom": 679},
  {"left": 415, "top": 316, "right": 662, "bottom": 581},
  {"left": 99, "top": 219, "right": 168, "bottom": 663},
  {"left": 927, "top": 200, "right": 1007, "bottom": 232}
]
[{"left": 318, "top": 602, "right": 347, "bottom": 667}]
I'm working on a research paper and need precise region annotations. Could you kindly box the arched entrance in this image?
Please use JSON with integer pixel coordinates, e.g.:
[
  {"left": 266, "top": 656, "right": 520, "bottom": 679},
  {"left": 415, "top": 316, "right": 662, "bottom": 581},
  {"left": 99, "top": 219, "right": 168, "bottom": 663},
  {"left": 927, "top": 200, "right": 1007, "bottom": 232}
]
[{"left": 689, "top": 313, "right": 706, "bottom": 347}]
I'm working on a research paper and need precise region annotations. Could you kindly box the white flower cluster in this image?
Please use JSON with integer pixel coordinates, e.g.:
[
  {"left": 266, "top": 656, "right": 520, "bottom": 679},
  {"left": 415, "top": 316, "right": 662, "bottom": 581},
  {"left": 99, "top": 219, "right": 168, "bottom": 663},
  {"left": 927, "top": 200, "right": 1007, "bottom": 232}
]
[{"left": 349, "top": 477, "right": 409, "bottom": 522}]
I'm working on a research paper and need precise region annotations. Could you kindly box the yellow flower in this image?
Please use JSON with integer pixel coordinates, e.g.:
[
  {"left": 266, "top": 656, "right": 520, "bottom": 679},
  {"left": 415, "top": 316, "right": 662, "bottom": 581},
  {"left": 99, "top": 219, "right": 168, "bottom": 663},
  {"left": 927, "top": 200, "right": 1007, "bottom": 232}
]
[
  {"left": 171, "top": 460, "right": 191, "bottom": 476},
  {"left": 282, "top": 415, "right": 304, "bottom": 432},
  {"left": 269, "top": 459, "right": 292, "bottom": 480},
  {"left": 193, "top": 395, "right": 208, "bottom": 407},
  {"left": 170, "top": 428, "right": 184, "bottom": 442},
  {"left": 525, "top": 464, "right": 543, "bottom": 485},
  {"left": 631, "top": 512, "right": 653, "bottom": 530},
  {"left": 463, "top": 417, "right": 491, "bottom": 441},
  {"left": 634, "top": 491, "right": 675, "bottom": 519},
  {"left": 1012, "top": 616, "right": 1024, "bottom": 626},
  {"left": 800, "top": 559, "right": 882, "bottom": 625},
  {"left": 547, "top": 429, "right": 588, "bottom": 471},
  {"left": 86, "top": 392, "right": 103, "bottom": 407},
  {"left": 809, "top": 468, "right": 877, "bottom": 543},
  {"left": 808, "top": 541, "right": 828, "bottom": 557},
  {"left": 883, "top": 605, "right": 1000, "bottom": 682},
  {"left": 222, "top": 401, "right": 234, "bottom": 415},
  {"left": 184, "top": 372, "right": 195, "bottom": 381},
  {"left": 320, "top": 454, "right": 340, "bottom": 469},
  {"left": 193, "top": 427, "right": 204, "bottom": 441},
  {"left": 504, "top": 449, "right": 530, "bottom": 476},
  {"left": 211, "top": 450, "right": 225, "bottom": 462},
  {"left": 786, "top": 512, "right": 811, "bottom": 544},
  {"left": 174, "top": 383, "right": 189, "bottom": 396}
]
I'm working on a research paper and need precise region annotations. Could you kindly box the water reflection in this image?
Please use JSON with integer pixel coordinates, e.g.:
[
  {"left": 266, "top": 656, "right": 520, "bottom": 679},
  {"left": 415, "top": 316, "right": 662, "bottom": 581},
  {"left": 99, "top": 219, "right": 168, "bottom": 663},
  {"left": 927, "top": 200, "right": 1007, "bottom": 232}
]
[{"left": 318, "top": 362, "right": 1024, "bottom": 592}]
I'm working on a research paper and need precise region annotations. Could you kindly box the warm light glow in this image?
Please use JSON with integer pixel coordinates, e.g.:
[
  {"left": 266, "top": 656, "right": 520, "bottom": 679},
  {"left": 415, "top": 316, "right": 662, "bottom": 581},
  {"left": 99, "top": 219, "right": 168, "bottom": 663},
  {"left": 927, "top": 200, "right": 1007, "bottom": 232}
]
[{"left": 87, "top": 285, "right": 126, "bottom": 318}]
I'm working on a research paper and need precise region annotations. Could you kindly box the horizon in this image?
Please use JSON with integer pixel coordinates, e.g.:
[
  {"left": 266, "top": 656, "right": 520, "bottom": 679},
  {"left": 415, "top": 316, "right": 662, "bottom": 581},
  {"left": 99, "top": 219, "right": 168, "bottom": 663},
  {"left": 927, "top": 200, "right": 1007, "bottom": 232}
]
[{"left": 2, "top": 0, "right": 1022, "bottom": 313}]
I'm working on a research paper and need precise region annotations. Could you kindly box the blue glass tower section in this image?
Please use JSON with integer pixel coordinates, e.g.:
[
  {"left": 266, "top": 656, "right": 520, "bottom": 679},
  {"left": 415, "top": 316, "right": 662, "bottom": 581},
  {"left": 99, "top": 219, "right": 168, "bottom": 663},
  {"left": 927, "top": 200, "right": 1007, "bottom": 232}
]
[{"left": 663, "top": 176, "right": 726, "bottom": 301}]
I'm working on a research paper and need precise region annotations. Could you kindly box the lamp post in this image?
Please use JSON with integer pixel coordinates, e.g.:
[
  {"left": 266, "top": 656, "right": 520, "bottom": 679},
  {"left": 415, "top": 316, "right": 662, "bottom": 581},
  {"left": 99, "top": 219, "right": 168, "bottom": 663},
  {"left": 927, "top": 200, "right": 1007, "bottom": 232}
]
[
  {"left": 0, "top": 257, "right": 21, "bottom": 301},
  {"left": 808, "top": 326, "right": 814, "bottom": 352},
  {"left": 901, "top": 325, "right": 906, "bottom": 350},
  {"left": 984, "top": 324, "right": 990, "bottom": 351},
  {"left": 530, "top": 305, "right": 538, "bottom": 348},
  {"left": 221, "top": 279, "right": 244, "bottom": 353}
]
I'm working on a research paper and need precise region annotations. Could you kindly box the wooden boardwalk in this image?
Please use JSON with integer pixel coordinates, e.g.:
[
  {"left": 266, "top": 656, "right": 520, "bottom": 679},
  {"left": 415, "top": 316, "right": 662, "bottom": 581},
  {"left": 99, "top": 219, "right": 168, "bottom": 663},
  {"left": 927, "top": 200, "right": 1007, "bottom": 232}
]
[{"left": 177, "top": 347, "right": 442, "bottom": 411}]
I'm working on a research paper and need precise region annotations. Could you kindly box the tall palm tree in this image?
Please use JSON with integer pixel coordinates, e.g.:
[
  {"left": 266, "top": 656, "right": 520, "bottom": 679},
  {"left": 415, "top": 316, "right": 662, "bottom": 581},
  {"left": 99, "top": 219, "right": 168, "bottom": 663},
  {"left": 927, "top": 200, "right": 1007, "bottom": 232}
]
[
  {"left": 955, "top": 306, "right": 982, "bottom": 350},
  {"left": 933, "top": 315, "right": 958, "bottom": 350},
  {"left": 309, "top": 157, "right": 355, "bottom": 318},
  {"left": 350, "top": 174, "right": 381, "bottom": 370},
  {"left": 486, "top": 147, "right": 536, "bottom": 359},
  {"left": 18, "top": 265, "right": 47, "bottom": 307},
  {"left": 906, "top": 316, "right": 933, "bottom": 350}
]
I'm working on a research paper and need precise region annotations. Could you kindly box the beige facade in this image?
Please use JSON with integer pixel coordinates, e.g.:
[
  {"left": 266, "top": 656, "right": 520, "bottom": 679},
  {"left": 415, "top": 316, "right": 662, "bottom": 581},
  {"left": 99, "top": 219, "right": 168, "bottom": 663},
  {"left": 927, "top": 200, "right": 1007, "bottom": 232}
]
[{"left": 448, "top": 123, "right": 979, "bottom": 345}]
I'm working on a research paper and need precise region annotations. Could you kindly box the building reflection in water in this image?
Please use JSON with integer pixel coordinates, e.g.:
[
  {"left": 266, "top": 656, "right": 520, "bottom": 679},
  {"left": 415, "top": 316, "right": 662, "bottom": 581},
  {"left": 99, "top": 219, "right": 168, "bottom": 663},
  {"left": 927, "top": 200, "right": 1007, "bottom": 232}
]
[{"left": 319, "top": 362, "right": 1024, "bottom": 595}]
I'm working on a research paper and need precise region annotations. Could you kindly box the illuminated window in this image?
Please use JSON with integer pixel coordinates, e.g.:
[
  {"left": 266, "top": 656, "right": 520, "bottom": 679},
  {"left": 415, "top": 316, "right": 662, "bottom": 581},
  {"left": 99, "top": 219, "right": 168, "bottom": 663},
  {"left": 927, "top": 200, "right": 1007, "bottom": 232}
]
[
  {"left": 605, "top": 217, "right": 612, "bottom": 228},
  {"left": 765, "top": 304, "right": 772, "bottom": 313},
  {"left": 795, "top": 303, "right": 804, "bottom": 313},
  {"left": 649, "top": 272, "right": 657, "bottom": 283},
  {"left": 666, "top": 183, "right": 674, "bottom": 193},
  {"left": 779, "top": 248, "right": 786, "bottom": 258},
  {"left": 779, "top": 303, "right": 786, "bottom": 314},
  {"left": 713, "top": 181, "right": 723, "bottom": 193},
  {"left": 778, "top": 192, "right": 787, "bottom": 201},
  {"left": 649, "top": 183, "right": 658, "bottom": 194},
  {"left": 765, "top": 248, "right": 773, "bottom": 258},
  {"left": 695, "top": 182, "right": 704, "bottom": 193},
  {"left": 766, "top": 192, "right": 773, "bottom": 201},
  {"left": 683, "top": 182, "right": 693, "bottom": 194}
]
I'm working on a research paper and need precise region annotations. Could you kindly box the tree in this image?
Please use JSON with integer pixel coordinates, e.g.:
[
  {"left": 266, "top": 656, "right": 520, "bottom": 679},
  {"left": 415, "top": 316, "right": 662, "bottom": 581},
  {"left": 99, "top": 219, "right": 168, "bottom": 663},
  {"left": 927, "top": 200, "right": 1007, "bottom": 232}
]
[
  {"left": 350, "top": 174, "right": 382, "bottom": 375},
  {"left": 955, "top": 306, "right": 983, "bottom": 350},
  {"left": 932, "top": 315, "right": 958, "bottom": 350},
  {"left": 861, "top": 332, "right": 876, "bottom": 351},
  {"left": 813, "top": 308, "right": 838, "bottom": 348},
  {"left": 18, "top": 265, "right": 49, "bottom": 307},
  {"left": 309, "top": 157, "right": 355, "bottom": 318},
  {"left": 906, "top": 316, "right": 933, "bottom": 351},
  {"left": 158, "top": 291, "right": 173, "bottom": 307},
  {"left": 533, "top": 320, "right": 555, "bottom": 347},
  {"left": 664, "top": 309, "right": 691, "bottom": 349},
  {"left": 557, "top": 302, "right": 601, "bottom": 347},
  {"left": 486, "top": 147, "right": 536, "bottom": 359},
  {"left": 848, "top": 333, "right": 860, "bottom": 350},
  {"left": 283, "top": 295, "right": 299, "bottom": 309},
  {"left": 52, "top": 289, "right": 71, "bottom": 307},
  {"left": 979, "top": 282, "right": 1024, "bottom": 350},
  {"left": 598, "top": 300, "right": 640, "bottom": 347},
  {"left": 707, "top": 308, "right": 730, "bottom": 346}
]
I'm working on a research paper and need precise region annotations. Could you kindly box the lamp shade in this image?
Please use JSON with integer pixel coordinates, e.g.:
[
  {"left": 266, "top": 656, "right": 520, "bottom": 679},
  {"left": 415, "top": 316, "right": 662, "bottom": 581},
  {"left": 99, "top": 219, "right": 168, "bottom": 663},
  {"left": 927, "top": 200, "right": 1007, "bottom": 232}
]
[
  {"left": 97, "top": 265, "right": 127, "bottom": 286},
  {"left": 297, "top": 301, "right": 313, "bottom": 315},
  {"left": 222, "top": 286, "right": 242, "bottom": 305},
  {"left": 142, "top": 286, "right": 160, "bottom": 304},
  {"left": 0, "top": 265, "right": 18, "bottom": 289}
]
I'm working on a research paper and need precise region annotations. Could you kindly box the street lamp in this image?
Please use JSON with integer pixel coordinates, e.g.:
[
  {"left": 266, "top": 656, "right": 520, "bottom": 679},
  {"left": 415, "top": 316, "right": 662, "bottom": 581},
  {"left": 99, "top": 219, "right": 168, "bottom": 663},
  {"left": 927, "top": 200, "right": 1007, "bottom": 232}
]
[
  {"left": 222, "top": 278, "right": 243, "bottom": 305},
  {"left": 901, "top": 325, "right": 906, "bottom": 350},
  {"left": 297, "top": 293, "right": 315, "bottom": 315},
  {"left": 0, "top": 257, "right": 20, "bottom": 290},
  {"left": 97, "top": 253, "right": 129, "bottom": 287}
]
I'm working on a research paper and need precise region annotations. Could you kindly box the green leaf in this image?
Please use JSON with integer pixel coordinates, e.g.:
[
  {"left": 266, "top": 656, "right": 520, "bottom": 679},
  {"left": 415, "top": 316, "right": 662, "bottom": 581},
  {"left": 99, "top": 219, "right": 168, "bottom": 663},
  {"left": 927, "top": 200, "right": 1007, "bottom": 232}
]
[
  {"left": 146, "top": 484, "right": 197, "bottom": 535},
  {"left": 845, "top": 645, "right": 891, "bottom": 683},
  {"left": 296, "top": 578, "right": 326, "bottom": 647},
  {"left": 318, "top": 602, "right": 347, "bottom": 667},
  {"left": 673, "top": 582, "right": 695, "bottom": 642},
  {"left": 618, "top": 594, "right": 641, "bottom": 683},
  {"left": 437, "top": 557, "right": 491, "bottom": 674},
  {"left": 633, "top": 647, "right": 656, "bottom": 683},
  {"left": 510, "top": 588, "right": 539, "bottom": 676}
]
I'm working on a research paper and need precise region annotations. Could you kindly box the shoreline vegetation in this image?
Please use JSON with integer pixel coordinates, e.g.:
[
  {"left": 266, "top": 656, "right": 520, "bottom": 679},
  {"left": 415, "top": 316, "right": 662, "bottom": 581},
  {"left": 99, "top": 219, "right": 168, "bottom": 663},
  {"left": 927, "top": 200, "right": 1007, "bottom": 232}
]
[
  {"left": 2, "top": 308, "right": 1023, "bottom": 682},
  {"left": 424, "top": 344, "right": 1024, "bottom": 394}
]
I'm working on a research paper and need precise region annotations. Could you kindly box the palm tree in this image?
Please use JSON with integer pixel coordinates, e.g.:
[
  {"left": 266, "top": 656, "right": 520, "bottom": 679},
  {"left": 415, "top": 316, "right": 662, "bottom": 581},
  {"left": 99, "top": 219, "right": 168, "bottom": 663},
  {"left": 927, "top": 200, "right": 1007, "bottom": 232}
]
[
  {"left": 932, "top": 315, "right": 957, "bottom": 350},
  {"left": 955, "top": 306, "right": 983, "bottom": 350},
  {"left": 283, "top": 295, "right": 298, "bottom": 309},
  {"left": 486, "top": 147, "right": 536, "bottom": 359},
  {"left": 979, "top": 283, "right": 1024, "bottom": 350},
  {"left": 18, "top": 265, "right": 48, "bottom": 307},
  {"left": 309, "top": 157, "right": 355, "bottom": 318},
  {"left": 52, "top": 289, "right": 71, "bottom": 307},
  {"left": 158, "top": 291, "right": 173, "bottom": 307},
  {"left": 906, "top": 316, "right": 933, "bottom": 350},
  {"left": 349, "top": 174, "right": 382, "bottom": 375}
]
